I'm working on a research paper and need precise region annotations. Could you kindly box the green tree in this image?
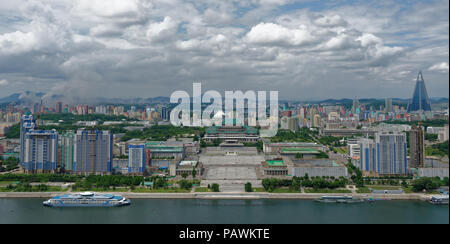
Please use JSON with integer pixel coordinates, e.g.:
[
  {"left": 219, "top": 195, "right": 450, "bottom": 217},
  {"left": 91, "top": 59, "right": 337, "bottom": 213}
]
[
  {"left": 192, "top": 167, "right": 197, "bottom": 178},
  {"left": 245, "top": 182, "right": 253, "bottom": 192},
  {"left": 211, "top": 183, "right": 220, "bottom": 192},
  {"left": 412, "top": 177, "right": 441, "bottom": 192}
]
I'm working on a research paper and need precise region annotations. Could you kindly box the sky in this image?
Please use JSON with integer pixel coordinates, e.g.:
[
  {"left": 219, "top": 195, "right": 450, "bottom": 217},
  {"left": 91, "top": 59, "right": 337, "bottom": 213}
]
[{"left": 0, "top": 0, "right": 448, "bottom": 101}]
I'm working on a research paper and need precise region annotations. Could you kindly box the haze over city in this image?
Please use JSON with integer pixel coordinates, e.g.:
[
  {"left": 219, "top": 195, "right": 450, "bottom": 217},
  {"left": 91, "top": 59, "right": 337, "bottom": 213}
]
[{"left": 0, "top": 0, "right": 449, "bottom": 101}]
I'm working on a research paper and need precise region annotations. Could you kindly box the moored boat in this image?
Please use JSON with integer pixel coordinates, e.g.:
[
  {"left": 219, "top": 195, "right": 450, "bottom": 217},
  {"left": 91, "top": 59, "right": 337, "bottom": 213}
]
[
  {"left": 315, "top": 195, "right": 364, "bottom": 203},
  {"left": 43, "top": 192, "right": 131, "bottom": 207},
  {"left": 429, "top": 195, "right": 449, "bottom": 205}
]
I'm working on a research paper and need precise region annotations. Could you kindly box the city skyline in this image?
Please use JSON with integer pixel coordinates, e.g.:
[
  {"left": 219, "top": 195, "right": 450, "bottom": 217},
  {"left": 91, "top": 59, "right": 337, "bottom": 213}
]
[{"left": 0, "top": 0, "right": 449, "bottom": 100}]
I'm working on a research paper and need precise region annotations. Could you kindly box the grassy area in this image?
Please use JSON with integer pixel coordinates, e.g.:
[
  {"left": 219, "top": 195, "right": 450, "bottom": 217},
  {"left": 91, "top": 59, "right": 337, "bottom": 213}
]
[
  {"left": 271, "top": 188, "right": 301, "bottom": 193},
  {"left": 45, "top": 186, "right": 67, "bottom": 192},
  {"left": 367, "top": 185, "right": 402, "bottom": 190},
  {"left": 131, "top": 187, "right": 191, "bottom": 193},
  {"left": 0, "top": 187, "right": 12, "bottom": 192},
  {"left": 0, "top": 181, "right": 16, "bottom": 185},
  {"left": 252, "top": 187, "right": 267, "bottom": 192},
  {"left": 356, "top": 187, "right": 372, "bottom": 193},
  {"left": 304, "top": 188, "right": 352, "bottom": 193},
  {"left": 194, "top": 187, "right": 211, "bottom": 192},
  {"left": 335, "top": 147, "right": 347, "bottom": 154},
  {"left": 72, "top": 187, "right": 130, "bottom": 192},
  {"left": 0, "top": 186, "right": 67, "bottom": 192},
  {"left": 402, "top": 187, "right": 414, "bottom": 194}
]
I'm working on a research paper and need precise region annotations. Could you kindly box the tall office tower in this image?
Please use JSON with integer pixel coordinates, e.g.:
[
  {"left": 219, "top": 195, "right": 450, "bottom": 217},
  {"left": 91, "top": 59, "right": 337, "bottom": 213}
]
[
  {"left": 352, "top": 98, "right": 359, "bottom": 114},
  {"left": 409, "top": 124, "right": 425, "bottom": 168},
  {"left": 22, "top": 130, "right": 58, "bottom": 173},
  {"left": 376, "top": 132, "right": 408, "bottom": 175},
  {"left": 161, "top": 107, "right": 169, "bottom": 121},
  {"left": 281, "top": 117, "right": 299, "bottom": 131},
  {"left": 313, "top": 114, "right": 321, "bottom": 128},
  {"left": 339, "top": 106, "right": 346, "bottom": 116},
  {"left": 56, "top": 102, "right": 63, "bottom": 114},
  {"left": 359, "top": 138, "right": 377, "bottom": 172},
  {"left": 310, "top": 107, "right": 317, "bottom": 120},
  {"left": 385, "top": 98, "right": 393, "bottom": 113},
  {"left": 60, "top": 131, "right": 75, "bottom": 172},
  {"left": 74, "top": 129, "right": 113, "bottom": 175},
  {"left": 32, "top": 103, "right": 40, "bottom": 114},
  {"left": 298, "top": 106, "right": 305, "bottom": 121},
  {"left": 128, "top": 145, "right": 146, "bottom": 174},
  {"left": 20, "top": 115, "right": 35, "bottom": 166},
  {"left": 407, "top": 71, "right": 432, "bottom": 113}
]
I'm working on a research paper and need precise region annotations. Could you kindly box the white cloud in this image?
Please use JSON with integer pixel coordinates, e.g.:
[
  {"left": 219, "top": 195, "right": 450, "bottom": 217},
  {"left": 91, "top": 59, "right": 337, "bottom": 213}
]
[
  {"left": 356, "top": 33, "right": 382, "bottom": 47},
  {"left": 245, "top": 22, "right": 314, "bottom": 46},
  {"left": 314, "top": 15, "right": 347, "bottom": 27},
  {"left": 72, "top": 0, "right": 140, "bottom": 18},
  {"left": 0, "top": 31, "right": 37, "bottom": 55},
  {"left": 0, "top": 0, "right": 447, "bottom": 99},
  {"left": 146, "top": 16, "right": 179, "bottom": 42},
  {"left": 0, "top": 79, "right": 8, "bottom": 86},
  {"left": 429, "top": 62, "right": 449, "bottom": 72}
]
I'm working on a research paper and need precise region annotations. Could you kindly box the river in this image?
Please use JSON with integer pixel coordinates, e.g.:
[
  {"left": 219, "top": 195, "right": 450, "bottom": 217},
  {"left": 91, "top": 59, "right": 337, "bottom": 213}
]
[{"left": 0, "top": 198, "right": 448, "bottom": 224}]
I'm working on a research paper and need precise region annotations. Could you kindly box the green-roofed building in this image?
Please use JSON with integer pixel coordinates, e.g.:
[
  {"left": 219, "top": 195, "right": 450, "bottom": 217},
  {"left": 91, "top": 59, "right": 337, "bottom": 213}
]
[
  {"left": 145, "top": 142, "right": 185, "bottom": 160},
  {"left": 280, "top": 147, "right": 321, "bottom": 159},
  {"left": 262, "top": 159, "right": 288, "bottom": 176}
]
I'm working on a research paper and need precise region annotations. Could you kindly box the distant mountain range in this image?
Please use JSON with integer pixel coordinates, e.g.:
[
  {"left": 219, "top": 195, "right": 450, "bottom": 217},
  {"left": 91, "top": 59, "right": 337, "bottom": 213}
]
[
  {"left": 0, "top": 91, "right": 448, "bottom": 106},
  {"left": 0, "top": 91, "right": 171, "bottom": 105}
]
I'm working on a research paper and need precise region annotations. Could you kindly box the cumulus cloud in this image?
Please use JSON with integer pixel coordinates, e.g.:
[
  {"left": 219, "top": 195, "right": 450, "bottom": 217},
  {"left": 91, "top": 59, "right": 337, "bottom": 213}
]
[
  {"left": 314, "top": 14, "right": 348, "bottom": 27},
  {"left": 429, "top": 62, "right": 449, "bottom": 72},
  {"left": 0, "top": 31, "right": 37, "bottom": 55},
  {"left": 0, "top": 0, "right": 448, "bottom": 100},
  {"left": 146, "top": 16, "right": 179, "bottom": 42},
  {"left": 245, "top": 22, "right": 315, "bottom": 46},
  {"left": 0, "top": 79, "right": 8, "bottom": 86}
]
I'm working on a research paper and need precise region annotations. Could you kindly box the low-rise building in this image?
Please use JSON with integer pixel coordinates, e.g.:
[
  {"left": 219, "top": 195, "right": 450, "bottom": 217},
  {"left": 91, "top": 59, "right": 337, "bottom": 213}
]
[
  {"left": 0, "top": 122, "right": 14, "bottom": 137},
  {"left": 145, "top": 142, "right": 185, "bottom": 159},
  {"left": 287, "top": 158, "right": 348, "bottom": 178},
  {"left": 263, "top": 141, "right": 325, "bottom": 154},
  {"left": 204, "top": 125, "right": 259, "bottom": 143},
  {"left": 279, "top": 148, "right": 321, "bottom": 159},
  {"left": 173, "top": 160, "right": 204, "bottom": 177},
  {"left": 262, "top": 159, "right": 288, "bottom": 176}
]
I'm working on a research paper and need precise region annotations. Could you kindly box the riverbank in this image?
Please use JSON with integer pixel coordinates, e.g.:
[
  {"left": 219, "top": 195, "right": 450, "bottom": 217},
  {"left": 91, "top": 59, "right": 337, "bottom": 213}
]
[{"left": 0, "top": 191, "right": 434, "bottom": 201}]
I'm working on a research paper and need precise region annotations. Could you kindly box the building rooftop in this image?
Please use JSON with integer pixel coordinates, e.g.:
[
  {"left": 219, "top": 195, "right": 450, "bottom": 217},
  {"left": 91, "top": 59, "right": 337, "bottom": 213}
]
[
  {"left": 266, "top": 160, "right": 285, "bottom": 166},
  {"left": 205, "top": 125, "right": 258, "bottom": 135},
  {"left": 292, "top": 159, "right": 340, "bottom": 167},
  {"left": 280, "top": 148, "right": 320, "bottom": 154}
]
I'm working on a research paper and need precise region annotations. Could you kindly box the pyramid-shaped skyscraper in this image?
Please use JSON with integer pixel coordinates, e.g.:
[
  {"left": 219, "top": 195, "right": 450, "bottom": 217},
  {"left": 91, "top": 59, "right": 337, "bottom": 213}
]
[{"left": 407, "top": 71, "right": 432, "bottom": 112}]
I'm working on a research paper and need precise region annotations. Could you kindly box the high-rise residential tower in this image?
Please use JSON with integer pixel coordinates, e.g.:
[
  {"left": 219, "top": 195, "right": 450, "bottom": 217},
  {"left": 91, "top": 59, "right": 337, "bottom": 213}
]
[
  {"left": 359, "top": 132, "right": 408, "bottom": 175},
  {"left": 376, "top": 132, "right": 408, "bottom": 175},
  {"left": 352, "top": 98, "right": 359, "bottom": 114},
  {"left": 409, "top": 124, "right": 425, "bottom": 168},
  {"left": 22, "top": 130, "right": 58, "bottom": 173},
  {"left": 385, "top": 98, "right": 393, "bottom": 113},
  {"left": 74, "top": 129, "right": 113, "bottom": 175},
  {"left": 60, "top": 131, "right": 75, "bottom": 172},
  {"left": 20, "top": 115, "right": 35, "bottom": 167},
  {"left": 359, "top": 138, "right": 377, "bottom": 172},
  {"left": 128, "top": 145, "right": 146, "bottom": 174}
]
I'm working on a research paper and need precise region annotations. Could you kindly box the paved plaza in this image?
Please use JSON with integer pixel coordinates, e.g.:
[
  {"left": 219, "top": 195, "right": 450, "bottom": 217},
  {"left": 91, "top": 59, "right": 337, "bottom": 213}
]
[{"left": 199, "top": 154, "right": 264, "bottom": 192}]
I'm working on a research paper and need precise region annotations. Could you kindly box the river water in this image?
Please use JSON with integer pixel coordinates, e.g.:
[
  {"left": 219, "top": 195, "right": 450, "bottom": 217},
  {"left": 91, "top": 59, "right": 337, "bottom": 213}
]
[{"left": 0, "top": 198, "right": 448, "bottom": 224}]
